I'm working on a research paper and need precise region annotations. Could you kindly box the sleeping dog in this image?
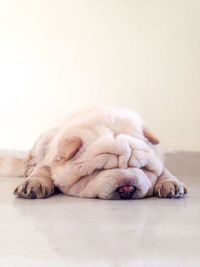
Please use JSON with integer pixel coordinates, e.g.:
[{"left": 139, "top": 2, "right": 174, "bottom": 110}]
[{"left": 0, "top": 107, "right": 187, "bottom": 199}]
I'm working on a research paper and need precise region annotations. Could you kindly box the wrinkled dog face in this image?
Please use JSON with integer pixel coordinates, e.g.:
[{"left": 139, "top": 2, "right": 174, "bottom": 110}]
[
  {"left": 43, "top": 107, "right": 162, "bottom": 200},
  {"left": 51, "top": 134, "right": 161, "bottom": 200}
]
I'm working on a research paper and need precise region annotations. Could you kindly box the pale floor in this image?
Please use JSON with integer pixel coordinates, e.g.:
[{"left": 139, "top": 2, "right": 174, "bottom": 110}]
[{"left": 0, "top": 152, "right": 200, "bottom": 267}]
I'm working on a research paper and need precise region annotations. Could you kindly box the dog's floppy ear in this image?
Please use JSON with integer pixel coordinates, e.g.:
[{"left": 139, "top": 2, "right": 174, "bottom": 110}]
[
  {"left": 56, "top": 136, "right": 82, "bottom": 161},
  {"left": 143, "top": 128, "right": 160, "bottom": 145}
]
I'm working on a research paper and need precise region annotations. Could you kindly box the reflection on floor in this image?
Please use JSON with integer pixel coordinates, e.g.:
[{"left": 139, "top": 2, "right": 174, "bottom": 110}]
[{"left": 0, "top": 152, "right": 200, "bottom": 267}]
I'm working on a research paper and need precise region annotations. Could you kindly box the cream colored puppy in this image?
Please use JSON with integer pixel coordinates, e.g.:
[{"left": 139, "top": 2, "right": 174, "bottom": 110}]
[{"left": 0, "top": 107, "right": 187, "bottom": 200}]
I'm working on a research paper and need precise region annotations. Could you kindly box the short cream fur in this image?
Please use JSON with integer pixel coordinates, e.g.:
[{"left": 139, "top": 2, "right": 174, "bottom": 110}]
[{"left": 0, "top": 107, "right": 187, "bottom": 199}]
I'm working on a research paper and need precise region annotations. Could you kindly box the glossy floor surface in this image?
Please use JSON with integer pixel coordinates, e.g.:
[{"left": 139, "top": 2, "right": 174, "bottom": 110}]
[{"left": 0, "top": 152, "right": 200, "bottom": 267}]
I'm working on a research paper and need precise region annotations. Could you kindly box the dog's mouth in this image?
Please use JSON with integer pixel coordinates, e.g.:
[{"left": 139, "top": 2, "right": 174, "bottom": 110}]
[{"left": 116, "top": 185, "right": 136, "bottom": 199}]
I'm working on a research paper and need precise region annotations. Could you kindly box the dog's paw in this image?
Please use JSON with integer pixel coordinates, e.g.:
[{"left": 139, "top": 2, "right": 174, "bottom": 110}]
[
  {"left": 154, "top": 179, "right": 187, "bottom": 199},
  {"left": 14, "top": 177, "right": 54, "bottom": 199}
]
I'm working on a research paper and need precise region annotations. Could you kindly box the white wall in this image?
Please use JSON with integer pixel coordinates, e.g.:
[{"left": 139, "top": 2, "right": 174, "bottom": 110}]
[{"left": 0, "top": 0, "right": 199, "bottom": 151}]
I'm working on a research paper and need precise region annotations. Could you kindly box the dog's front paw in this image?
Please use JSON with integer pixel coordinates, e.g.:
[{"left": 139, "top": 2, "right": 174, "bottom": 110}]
[
  {"left": 154, "top": 179, "right": 187, "bottom": 199},
  {"left": 14, "top": 177, "right": 54, "bottom": 199}
]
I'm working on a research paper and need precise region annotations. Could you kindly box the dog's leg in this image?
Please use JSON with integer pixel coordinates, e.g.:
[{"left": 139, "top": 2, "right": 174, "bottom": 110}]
[
  {"left": 14, "top": 165, "right": 55, "bottom": 199},
  {"left": 154, "top": 168, "right": 187, "bottom": 198}
]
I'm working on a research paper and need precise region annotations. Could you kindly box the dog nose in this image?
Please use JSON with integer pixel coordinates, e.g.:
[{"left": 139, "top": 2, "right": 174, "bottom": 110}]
[{"left": 117, "top": 185, "right": 135, "bottom": 199}]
